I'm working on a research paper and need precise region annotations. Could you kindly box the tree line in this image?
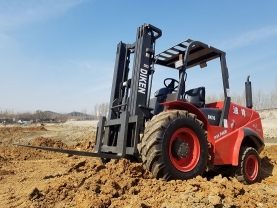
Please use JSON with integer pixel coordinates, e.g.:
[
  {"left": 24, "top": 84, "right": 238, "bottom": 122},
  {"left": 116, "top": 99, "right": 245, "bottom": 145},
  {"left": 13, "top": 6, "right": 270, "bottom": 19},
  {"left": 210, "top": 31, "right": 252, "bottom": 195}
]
[
  {"left": 1, "top": 79, "right": 276, "bottom": 124},
  {"left": 206, "top": 78, "right": 277, "bottom": 110},
  {"left": 0, "top": 103, "right": 110, "bottom": 124}
]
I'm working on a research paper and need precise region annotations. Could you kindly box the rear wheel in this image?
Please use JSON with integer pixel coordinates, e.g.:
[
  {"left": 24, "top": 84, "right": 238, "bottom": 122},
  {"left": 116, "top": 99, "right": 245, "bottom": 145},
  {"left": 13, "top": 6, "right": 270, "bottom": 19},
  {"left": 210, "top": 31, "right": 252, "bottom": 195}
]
[
  {"left": 231, "top": 146, "right": 261, "bottom": 184},
  {"left": 140, "top": 110, "right": 208, "bottom": 180}
]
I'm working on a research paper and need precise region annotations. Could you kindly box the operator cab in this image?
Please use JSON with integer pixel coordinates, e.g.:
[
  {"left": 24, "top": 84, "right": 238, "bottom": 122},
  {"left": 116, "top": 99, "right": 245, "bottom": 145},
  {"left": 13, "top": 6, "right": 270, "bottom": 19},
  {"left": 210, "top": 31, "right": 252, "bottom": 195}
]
[
  {"left": 150, "top": 39, "right": 227, "bottom": 126},
  {"left": 151, "top": 78, "right": 221, "bottom": 126}
]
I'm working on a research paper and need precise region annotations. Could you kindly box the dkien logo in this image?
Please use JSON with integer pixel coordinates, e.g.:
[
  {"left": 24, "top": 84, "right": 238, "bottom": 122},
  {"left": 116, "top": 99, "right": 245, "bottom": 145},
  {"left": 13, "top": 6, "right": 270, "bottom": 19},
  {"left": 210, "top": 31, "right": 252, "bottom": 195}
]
[{"left": 138, "top": 68, "right": 148, "bottom": 94}]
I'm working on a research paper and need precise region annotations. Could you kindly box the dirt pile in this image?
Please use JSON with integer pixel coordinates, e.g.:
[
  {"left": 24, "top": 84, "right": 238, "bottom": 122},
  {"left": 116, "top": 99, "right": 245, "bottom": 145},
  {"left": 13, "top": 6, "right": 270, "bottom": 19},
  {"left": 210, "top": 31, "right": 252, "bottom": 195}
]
[
  {"left": 32, "top": 137, "right": 68, "bottom": 149},
  {"left": 259, "top": 109, "right": 277, "bottom": 140},
  {"left": 0, "top": 126, "right": 46, "bottom": 135},
  {"left": 0, "top": 126, "right": 47, "bottom": 146},
  {"left": 25, "top": 145, "right": 277, "bottom": 208},
  {"left": 0, "top": 121, "right": 277, "bottom": 207}
]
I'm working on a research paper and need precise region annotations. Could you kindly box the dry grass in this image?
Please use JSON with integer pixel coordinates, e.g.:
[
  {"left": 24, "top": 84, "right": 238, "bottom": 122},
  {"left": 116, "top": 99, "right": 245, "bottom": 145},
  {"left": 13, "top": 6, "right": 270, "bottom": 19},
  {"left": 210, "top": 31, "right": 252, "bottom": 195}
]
[{"left": 206, "top": 78, "right": 277, "bottom": 110}]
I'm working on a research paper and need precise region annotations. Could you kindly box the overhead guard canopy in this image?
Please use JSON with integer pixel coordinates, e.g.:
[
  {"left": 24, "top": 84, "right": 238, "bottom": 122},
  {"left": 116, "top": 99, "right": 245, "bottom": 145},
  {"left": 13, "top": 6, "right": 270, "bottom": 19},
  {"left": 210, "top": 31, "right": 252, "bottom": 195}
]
[{"left": 155, "top": 39, "right": 225, "bottom": 69}]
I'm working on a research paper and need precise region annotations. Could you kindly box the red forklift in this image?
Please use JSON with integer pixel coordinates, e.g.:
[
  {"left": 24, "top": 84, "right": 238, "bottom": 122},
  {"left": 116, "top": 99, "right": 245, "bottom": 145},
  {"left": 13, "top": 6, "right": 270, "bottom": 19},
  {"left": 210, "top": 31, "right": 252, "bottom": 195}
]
[{"left": 17, "top": 24, "right": 264, "bottom": 184}]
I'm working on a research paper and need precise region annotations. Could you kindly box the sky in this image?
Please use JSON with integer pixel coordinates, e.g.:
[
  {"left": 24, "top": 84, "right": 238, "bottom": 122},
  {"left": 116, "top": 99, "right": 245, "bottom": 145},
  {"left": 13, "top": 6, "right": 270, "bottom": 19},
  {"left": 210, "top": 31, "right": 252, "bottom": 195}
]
[{"left": 1, "top": 0, "right": 277, "bottom": 114}]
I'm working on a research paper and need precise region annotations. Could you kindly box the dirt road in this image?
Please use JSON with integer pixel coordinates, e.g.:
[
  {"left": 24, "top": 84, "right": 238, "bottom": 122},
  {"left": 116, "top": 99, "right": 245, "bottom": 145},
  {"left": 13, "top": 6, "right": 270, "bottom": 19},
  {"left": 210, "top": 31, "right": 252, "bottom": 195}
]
[{"left": 0, "top": 110, "right": 276, "bottom": 208}]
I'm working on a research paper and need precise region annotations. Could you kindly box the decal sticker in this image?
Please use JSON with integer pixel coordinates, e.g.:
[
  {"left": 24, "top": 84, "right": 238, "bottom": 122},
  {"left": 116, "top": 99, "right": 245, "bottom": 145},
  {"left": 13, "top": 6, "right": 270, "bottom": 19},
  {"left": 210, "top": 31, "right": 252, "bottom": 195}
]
[
  {"left": 232, "top": 105, "right": 246, "bottom": 117},
  {"left": 253, "top": 124, "right": 261, "bottom": 132},
  {"left": 241, "top": 109, "right": 246, "bottom": 117},
  {"left": 214, "top": 129, "right": 228, "bottom": 139},
  {"left": 208, "top": 115, "right": 216, "bottom": 120},
  {"left": 143, "top": 64, "right": 149, "bottom": 69},
  {"left": 138, "top": 68, "right": 148, "bottom": 94},
  {"left": 231, "top": 119, "right": 235, "bottom": 128},
  {"left": 233, "top": 106, "right": 239, "bottom": 115}
]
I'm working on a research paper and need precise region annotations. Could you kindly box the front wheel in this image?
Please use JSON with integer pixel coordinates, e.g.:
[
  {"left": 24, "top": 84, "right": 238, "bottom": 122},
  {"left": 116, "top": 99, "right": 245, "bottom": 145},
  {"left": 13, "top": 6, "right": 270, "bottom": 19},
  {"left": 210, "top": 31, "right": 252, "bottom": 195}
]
[
  {"left": 231, "top": 146, "right": 261, "bottom": 184},
  {"left": 140, "top": 110, "right": 208, "bottom": 180}
]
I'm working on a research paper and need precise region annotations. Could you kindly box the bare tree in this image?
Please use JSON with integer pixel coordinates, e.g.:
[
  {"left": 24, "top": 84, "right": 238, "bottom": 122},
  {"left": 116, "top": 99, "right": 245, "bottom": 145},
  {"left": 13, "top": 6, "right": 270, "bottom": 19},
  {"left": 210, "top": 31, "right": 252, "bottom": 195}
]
[
  {"left": 81, "top": 108, "right": 87, "bottom": 120},
  {"left": 94, "top": 102, "right": 109, "bottom": 118}
]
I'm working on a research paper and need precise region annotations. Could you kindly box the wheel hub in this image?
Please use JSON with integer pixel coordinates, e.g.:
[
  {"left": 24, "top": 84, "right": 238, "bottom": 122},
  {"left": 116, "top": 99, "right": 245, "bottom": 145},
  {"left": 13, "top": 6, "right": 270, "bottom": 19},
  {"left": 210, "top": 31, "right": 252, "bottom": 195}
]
[{"left": 172, "top": 140, "right": 190, "bottom": 159}]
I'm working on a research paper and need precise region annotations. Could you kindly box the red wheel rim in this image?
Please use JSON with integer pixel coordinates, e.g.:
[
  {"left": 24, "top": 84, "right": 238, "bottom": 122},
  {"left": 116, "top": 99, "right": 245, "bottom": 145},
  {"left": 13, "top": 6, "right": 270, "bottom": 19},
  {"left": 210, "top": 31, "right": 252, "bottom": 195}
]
[
  {"left": 244, "top": 154, "right": 259, "bottom": 181},
  {"left": 169, "top": 128, "right": 200, "bottom": 172}
]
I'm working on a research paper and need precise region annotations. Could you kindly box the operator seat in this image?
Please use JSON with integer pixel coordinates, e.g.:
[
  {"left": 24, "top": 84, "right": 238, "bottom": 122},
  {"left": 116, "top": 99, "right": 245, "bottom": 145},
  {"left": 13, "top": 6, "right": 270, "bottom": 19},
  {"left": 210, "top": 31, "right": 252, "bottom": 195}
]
[
  {"left": 150, "top": 87, "right": 172, "bottom": 115},
  {"left": 184, "top": 87, "right": 205, "bottom": 108},
  {"left": 154, "top": 87, "right": 172, "bottom": 97},
  {"left": 184, "top": 87, "right": 222, "bottom": 126},
  {"left": 150, "top": 79, "right": 178, "bottom": 116}
]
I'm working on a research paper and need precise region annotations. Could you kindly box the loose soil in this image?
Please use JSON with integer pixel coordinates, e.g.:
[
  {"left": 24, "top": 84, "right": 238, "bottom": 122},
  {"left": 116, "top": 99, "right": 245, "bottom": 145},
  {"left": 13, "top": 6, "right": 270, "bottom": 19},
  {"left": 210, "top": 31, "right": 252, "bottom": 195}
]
[{"left": 0, "top": 110, "right": 277, "bottom": 208}]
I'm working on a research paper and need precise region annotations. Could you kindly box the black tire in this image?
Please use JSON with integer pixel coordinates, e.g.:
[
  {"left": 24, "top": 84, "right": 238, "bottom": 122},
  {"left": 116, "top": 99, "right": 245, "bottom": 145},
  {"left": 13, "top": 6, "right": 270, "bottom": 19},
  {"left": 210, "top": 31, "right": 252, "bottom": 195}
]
[
  {"left": 140, "top": 110, "right": 208, "bottom": 180},
  {"left": 231, "top": 146, "right": 261, "bottom": 184}
]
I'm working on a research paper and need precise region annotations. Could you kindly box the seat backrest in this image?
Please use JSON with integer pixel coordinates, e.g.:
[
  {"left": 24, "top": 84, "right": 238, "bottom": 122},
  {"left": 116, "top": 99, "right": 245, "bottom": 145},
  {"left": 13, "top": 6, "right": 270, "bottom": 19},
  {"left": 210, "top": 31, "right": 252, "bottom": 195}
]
[{"left": 184, "top": 87, "right": 205, "bottom": 107}]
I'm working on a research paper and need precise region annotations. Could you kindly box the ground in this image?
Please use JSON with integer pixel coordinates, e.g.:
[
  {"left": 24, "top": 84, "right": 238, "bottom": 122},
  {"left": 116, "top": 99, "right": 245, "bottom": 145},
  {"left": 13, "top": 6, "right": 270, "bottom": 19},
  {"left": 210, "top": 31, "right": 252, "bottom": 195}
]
[{"left": 0, "top": 110, "right": 277, "bottom": 208}]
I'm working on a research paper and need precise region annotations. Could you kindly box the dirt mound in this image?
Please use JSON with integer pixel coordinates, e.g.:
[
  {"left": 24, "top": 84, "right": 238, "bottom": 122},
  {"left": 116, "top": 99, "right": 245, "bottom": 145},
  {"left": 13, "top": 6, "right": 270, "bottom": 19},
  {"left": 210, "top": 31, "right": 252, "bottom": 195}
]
[
  {"left": 0, "top": 122, "right": 277, "bottom": 207},
  {"left": 260, "top": 145, "right": 277, "bottom": 160},
  {"left": 25, "top": 126, "right": 47, "bottom": 132},
  {"left": 0, "top": 126, "right": 47, "bottom": 147},
  {"left": 0, "top": 126, "right": 47, "bottom": 136},
  {"left": 21, "top": 146, "right": 277, "bottom": 208},
  {"left": 32, "top": 137, "right": 68, "bottom": 149},
  {"left": 259, "top": 109, "right": 277, "bottom": 139},
  {"left": 28, "top": 159, "right": 152, "bottom": 207},
  {"left": 0, "top": 137, "right": 69, "bottom": 162},
  {"left": 0, "top": 146, "right": 65, "bottom": 161},
  {"left": 71, "top": 140, "right": 94, "bottom": 151},
  {"left": 6, "top": 143, "right": 274, "bottom": 207}
]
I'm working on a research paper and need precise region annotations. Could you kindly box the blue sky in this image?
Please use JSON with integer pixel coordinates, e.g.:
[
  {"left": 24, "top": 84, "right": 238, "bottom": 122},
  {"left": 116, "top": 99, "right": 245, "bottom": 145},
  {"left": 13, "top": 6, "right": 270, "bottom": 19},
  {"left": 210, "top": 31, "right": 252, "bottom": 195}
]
[{"left": 1, "top": 0, "right": 277, "bottom": 113}]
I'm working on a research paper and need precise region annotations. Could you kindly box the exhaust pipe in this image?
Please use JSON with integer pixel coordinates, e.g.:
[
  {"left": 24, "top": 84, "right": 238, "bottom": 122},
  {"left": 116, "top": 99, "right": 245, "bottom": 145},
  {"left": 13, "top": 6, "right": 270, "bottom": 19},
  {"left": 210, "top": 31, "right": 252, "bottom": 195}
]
[{"left": 245, "top": 76, "right": 253, "bottom": 109}]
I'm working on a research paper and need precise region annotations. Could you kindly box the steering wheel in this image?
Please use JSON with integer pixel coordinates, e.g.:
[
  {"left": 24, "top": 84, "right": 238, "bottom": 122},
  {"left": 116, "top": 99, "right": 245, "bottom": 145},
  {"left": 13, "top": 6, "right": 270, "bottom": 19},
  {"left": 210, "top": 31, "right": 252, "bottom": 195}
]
[{"left": 164, "top": 78, "right": 179, "bottom": 91}]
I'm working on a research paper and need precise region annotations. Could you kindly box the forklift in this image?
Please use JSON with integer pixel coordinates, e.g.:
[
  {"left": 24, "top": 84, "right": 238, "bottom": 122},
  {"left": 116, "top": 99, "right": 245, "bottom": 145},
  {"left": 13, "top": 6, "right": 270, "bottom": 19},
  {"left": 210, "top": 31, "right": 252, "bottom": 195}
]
[{"left": 16, "top": 24, "right": 264, "bottom": 184}]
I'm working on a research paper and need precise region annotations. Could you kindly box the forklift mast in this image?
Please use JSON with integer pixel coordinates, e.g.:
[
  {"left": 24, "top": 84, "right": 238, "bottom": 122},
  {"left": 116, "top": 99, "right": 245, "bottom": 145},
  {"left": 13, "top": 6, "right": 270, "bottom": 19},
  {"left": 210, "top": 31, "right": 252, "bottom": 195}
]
[
  {"left": 15, "top": 24, "right": 162, "bottom": 160},
  {"left": 94, "top": 24, "right": 162, "bottom": 157}
]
